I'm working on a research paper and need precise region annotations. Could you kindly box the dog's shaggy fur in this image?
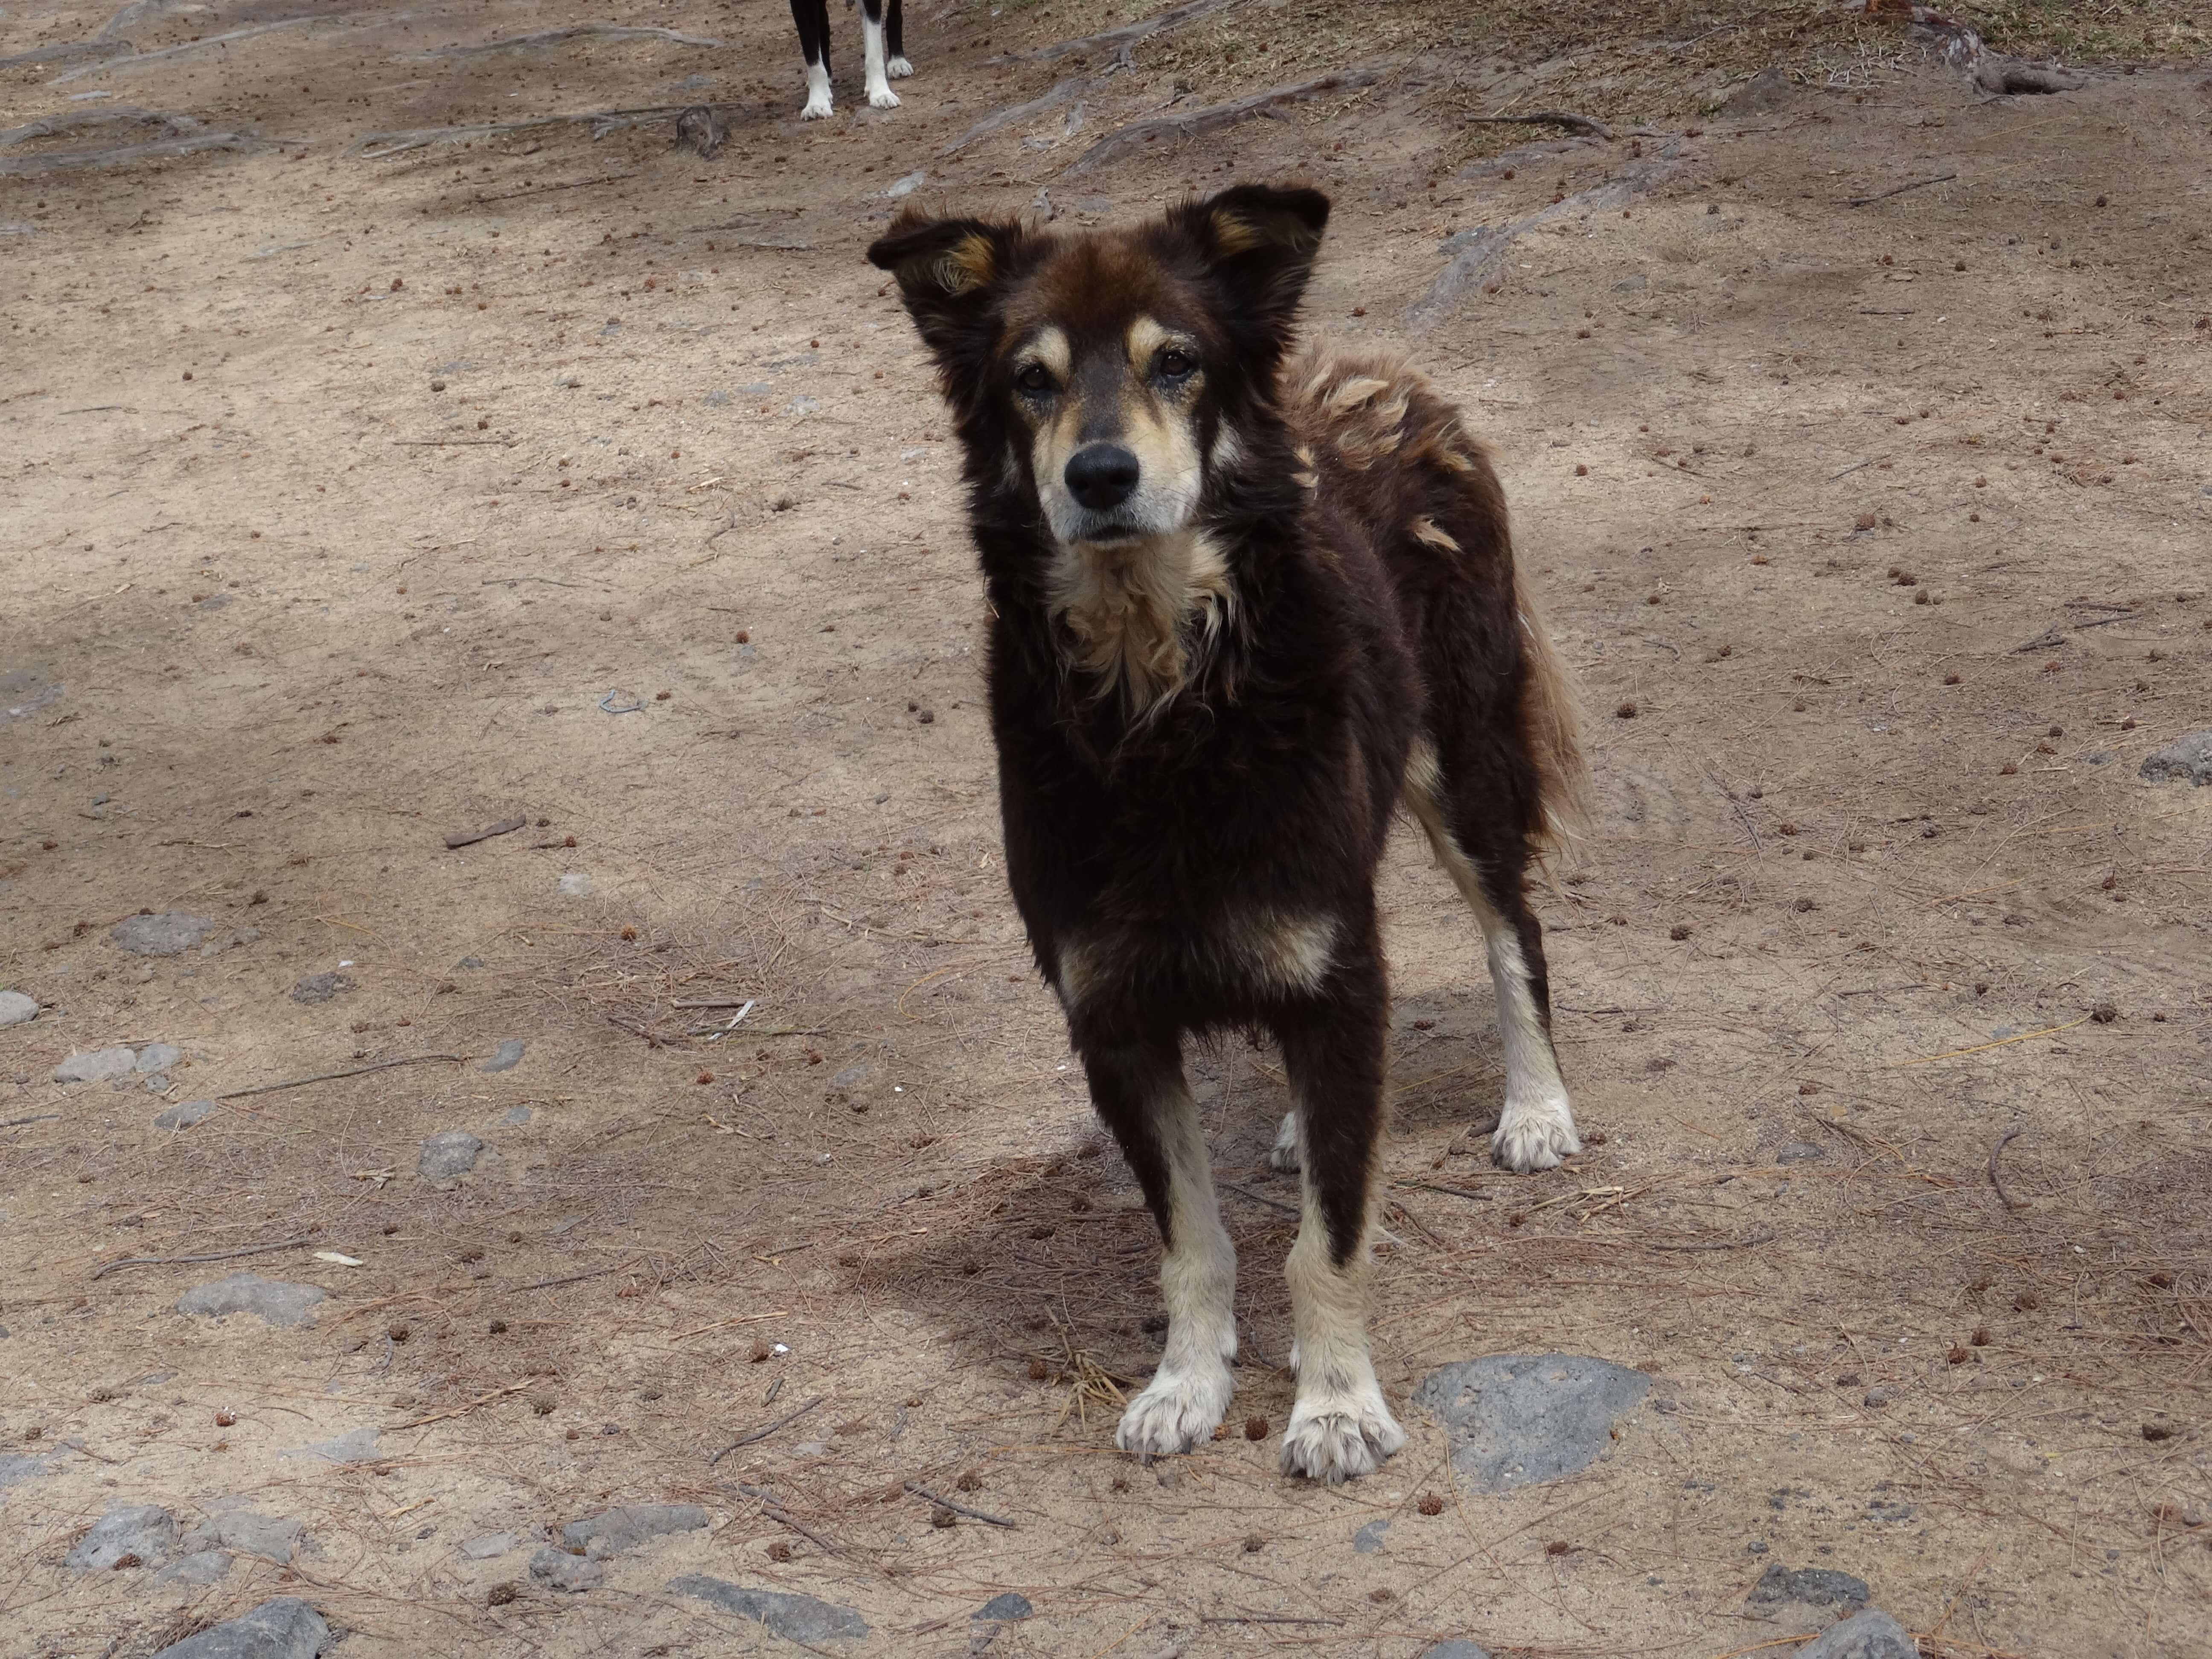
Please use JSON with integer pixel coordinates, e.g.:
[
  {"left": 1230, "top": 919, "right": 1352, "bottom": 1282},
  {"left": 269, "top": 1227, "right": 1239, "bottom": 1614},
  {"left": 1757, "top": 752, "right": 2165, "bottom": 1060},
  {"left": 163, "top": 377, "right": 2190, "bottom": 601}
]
[{"left": 868, "top": 185, "right": 1588, "bottom": 1484}]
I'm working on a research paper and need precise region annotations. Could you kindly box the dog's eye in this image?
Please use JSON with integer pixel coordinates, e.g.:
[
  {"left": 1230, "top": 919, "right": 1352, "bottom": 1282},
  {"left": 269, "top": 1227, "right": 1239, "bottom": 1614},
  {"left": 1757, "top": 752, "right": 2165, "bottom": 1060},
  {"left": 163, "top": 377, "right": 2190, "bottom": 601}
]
[
  {"left": 1014, "top": 363, "right": 1054, "bottom": 395},
  {"left": 1157, "top": 347, "right": 1196, "bottom": 380}
]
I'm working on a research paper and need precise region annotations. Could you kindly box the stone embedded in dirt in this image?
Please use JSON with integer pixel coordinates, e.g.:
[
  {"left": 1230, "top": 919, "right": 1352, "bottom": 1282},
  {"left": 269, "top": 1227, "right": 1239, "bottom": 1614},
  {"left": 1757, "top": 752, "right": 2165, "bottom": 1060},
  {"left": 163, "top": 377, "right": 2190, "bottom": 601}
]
[
  {"left": 418, "top": 1131, "right": 484, "bottom": 1180},
  {"left": 110, "top": 913, "right": 215, "bottom": 956},
  {"left": 1791, "top": 1609, "right": 1917, "bottom": 1659},
  {"left": 1353, "top": 1519, "right": 1390, "bottom": 1554},
  {"left": 974, "top": 1593, "right": 1032, "bottom": 1621},
  {"left": 0, "top": 1453, "right": 48, "bottom": 1490},
  {"left": 200, "top": 925, "right": 263, "bottom": 959},
  {"left": 155, "top": 1550, "right": 233, "bottom": 1585},
  {"left": 289, "top": 972, "right": 354, "bottom": 1005},
  {"left": 1414, "top": 1353, "right": 1651, "bottom": 1492},
  {"left": 503, "top": 1106, "right": 533, "bottom": 1125},
  {"left": 54, "top": 1045, "right": 137, "bottom": 1084},
  {"left": 1419, "top": 1644, "right": 1495, "bottom": 1659},
  {"left": 189, "top": 1511, "right": 303, "bottom": 1563},
  {"left": 155, "top": 1100, "right": 218, "bottom": 1130},
  {"left": 1775, "top": 1141, "right": 1828, "bottom": 1164},
  {"left": 479, "top": 1039, "right": 526, "bottom": 1073},
  {"left": 2139, "top": 729, "right": 2212, "bottom": 786},
  {"left": 135, "top": 1042, "right": 182, "bottom": 1073},
  {"left": 557, "top": 872, "right": 592, "bottom": 896},
  {"left": 1863, "top": 1385, "right": 1896, "bottom": 1407},
  {"left": 0, "top": 990, "right": 37, "bottom": 1028},
  {"left": 1724, "top": 64, "right": 1799, "bottom": 113},
  {"left": 285, "top": 1427, "right": 379, "bottom": 1463},
  {"left": 175, "top": 1273, "right": 327, "bottom": 1329},
  {"left": 561, "top": 1503, "right": 709, "bottom": 1558},
  {"left": 67, "top": 1504, "right": 178, "bottom": 1571},
  {"left": 147, "top": 1595, "right": 331, "bottom": 1659},
  {"left": 1749, "top": 1563, "right": 1871, "bottom": 1611},
  {"left": 461, "top": 1532, "right": 518, "bottom": 1560},
  {"left": 669, "top": 1575, "right": 869, "bottom": 1641},
  {"left": 528, "top": 1545, "right": 602, "bottom": 1591}
]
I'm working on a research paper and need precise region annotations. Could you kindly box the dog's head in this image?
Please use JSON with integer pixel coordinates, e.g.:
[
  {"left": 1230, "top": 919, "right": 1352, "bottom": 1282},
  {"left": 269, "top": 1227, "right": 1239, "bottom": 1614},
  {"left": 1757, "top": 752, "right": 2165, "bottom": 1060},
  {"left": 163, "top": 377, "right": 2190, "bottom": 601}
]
[{"left": 868, "top": 185, "right": 1329, "bottom": 548}]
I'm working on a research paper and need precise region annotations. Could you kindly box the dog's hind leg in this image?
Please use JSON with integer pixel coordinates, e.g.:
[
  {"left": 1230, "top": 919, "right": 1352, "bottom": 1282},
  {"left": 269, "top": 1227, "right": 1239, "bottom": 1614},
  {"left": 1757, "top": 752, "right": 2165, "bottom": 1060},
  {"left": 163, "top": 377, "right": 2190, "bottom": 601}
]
[
  {"left": 1272, "top": 935, "right": 1407, "bottom": 1483},
  {"left": 1403, "top": 736, "right": 1580, "bottom": 1173},
  {"left": 790, "top": 0, "right": 833, "bottom": 119},
  {"left": 885, "top": 0, "right": 912, "bottom": 78},
  {"left": 1080, "top": 1035, "right": 1237, "bottom": 1458},
  {"left": 859, "top": 0, "right": 902, "bottom": 108}
]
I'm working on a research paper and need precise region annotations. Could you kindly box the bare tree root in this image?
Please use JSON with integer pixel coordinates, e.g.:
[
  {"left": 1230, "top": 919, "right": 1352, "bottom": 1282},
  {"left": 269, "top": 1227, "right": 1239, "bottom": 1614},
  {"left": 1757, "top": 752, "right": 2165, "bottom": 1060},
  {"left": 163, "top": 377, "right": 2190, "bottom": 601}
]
[
  {"left": 1869, "top": 0, "right": 2086, "bottom": 95},
  {"left": 0, "top": 105, "right": 178, "bottom": 147},
  {"left": 0, "top": 38, "right": 137, "bottom": 68},
  {"left": 346, "top": 106, "right": 690, "bottom": 159},
  {"left": 0, "top": 130, "right": 261, "bottom": 175},
  {"left": 942, "top": 77, "right": 1091, "bottom": 154},
  {"left": 1066, "top": 61, "right": 1395, "bottom": 176},
  {"left": 1459, "top": 109, "right": 1614, "bottom": 140},
  {"left": 51, "top": 15, "right": 322, "bottom": 83},
  {"left": 403, "top": 24, "right": 725, "bottom": 60},
  {"left": 1407, "top": 141, "right": 1685, "bottom": 332},
  {"left": 98, "top": 0, "right": 189, "bottom": 39},
  {"left": 991, "top": 0, "right": 1244, "bottom": 65}
]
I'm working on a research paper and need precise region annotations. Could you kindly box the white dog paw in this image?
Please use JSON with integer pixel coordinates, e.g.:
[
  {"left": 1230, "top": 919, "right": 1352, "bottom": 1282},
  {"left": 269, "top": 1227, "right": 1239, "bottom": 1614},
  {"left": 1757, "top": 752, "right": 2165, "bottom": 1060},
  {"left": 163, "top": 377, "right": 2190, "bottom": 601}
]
[
  {"left": 867, "top": 84, "right": 902, "bottom": 110},
  {"left": 1279, "top": 1387, "right": 1406, "bottom": 1484},
  {"left": 1115, "top": 1364, "right": 1234, "bottom": 1459},
  {"left": 799, "top": 94, "right": 833, "bottom": 120},
  {"left": 1267, "top": 1111, "right": 1301, "bottom": 1173},
  {"left": 1490, "top": 1103, "right": 1581, "bottom": 1173},
  {"left": 887, "top": 54, "right": 914, "bottom": 77}
]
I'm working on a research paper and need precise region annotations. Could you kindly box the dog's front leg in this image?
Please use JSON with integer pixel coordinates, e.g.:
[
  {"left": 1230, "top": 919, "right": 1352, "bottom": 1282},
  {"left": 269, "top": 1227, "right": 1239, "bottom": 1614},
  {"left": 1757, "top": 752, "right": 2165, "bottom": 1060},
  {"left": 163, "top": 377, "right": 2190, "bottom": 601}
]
[
  {"left": 1272, "top": 946, "right": 1407, "bottom": 1483},
  {"left": 859, "top": 0, "right": 902, "bottom": 108},
  {"left": 1078, "top": 1034, "right": 1237, "bottom": 1458}
]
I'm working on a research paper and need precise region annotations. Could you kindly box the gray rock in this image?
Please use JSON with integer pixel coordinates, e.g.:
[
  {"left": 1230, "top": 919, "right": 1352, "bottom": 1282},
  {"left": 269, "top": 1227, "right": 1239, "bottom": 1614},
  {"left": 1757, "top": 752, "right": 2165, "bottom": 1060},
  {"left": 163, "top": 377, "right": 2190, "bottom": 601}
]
[
  {"left": 289, "top": 972, "right": 354, "bottom": 1005},
  {"left": 1725, "top": 65, "right": 1798, "bottom": 113},
  {"left": 1420, "top": 1645, "right": 1494, "bottom": 1659},
  {"left": 1863, "top": 1385, "right": 1895, "bottom": 1408},
  {"left": 136, "top": 1042, "right": 183, "bottom": 1072},
  {"left": 461, "top": 1531, "right": 518, "bottom": 1560},
  {"left": 0, "top": 990, "right": 37, "bottom": 1028},
  {"left": 1775, "top": 1141, "right": 1827, "bottom": 1164},
  {"left": 670, "top": 1575, "right": 869, "bottom": 1640},
  {"left": 1353, "top": 1519, "right": 1389, "bottom": 1553},
  {"left": 1793, "top": 1610, "right": 1916, "bottom": 1659},
  {"left": 175, "top": 1273, "right": 326, "bottom": 1328},
  {"left": 68, "top": 1504, "right": 178, "bottom": 1570},
  {"left": 1749, "top": 1563, "right": 1871, "bottom": 1611},
  {"left": 155, "top": 1550, "right": 233, "bottom": 1585},
  {"left": 1414, "top": 1353, "right": 1650, "bottom": 1491},
  {"left": 148, "top": 1596, "right": 331, "bottom": 1659},
  {"left": 418, "top": 1131, "right": 484, "bottom": 1180},
  {"left": 479, "top": 1039, "right": 526, "bottom": 1073},
  {"left": 503, "top": 1106, "right": 533, "bottom": 1125},
  {"left": 194, "top": 1511, "right": 303, "bottom": 1563},
  {"left": 975, "top": 1593, "right": 1032, "bottom": 1621},
  {"left": 561, "top": 1503, "right": 709, "bottom": 1558},
  {"left": 2140, "top": 729, "right": 2212, "bottom": 786},
  {"left": 529, "top": 1545, "right": 602, "bottom": 1591},
  {"left": 155, "top": 1100, "right": 218, "bottom": 1131},
  {"left": 54, "top": 1045, "right": 137, "bottom": 1084},
  {"left": 111, "top": 913, "right": 215, "bottom": 956},
  {"left": 0, "top": 1453, "right": 47, "bottom": 1490},
  {"left": 285, "top": 1427, "right": 379, "bottom": 1463},
  {"left": 557, "top": 872, "right": 592, "bottom": 896}
]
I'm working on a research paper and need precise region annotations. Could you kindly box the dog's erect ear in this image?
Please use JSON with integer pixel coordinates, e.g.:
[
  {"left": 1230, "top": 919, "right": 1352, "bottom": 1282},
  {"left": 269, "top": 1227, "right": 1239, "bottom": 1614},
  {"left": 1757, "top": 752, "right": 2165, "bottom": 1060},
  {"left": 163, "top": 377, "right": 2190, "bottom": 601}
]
[
  {"left": 1177, "top": 183, "right": 1331, "bottom": 338},
  {"left": 867, "top": 210, "right": 1028, "bottom": 357}
]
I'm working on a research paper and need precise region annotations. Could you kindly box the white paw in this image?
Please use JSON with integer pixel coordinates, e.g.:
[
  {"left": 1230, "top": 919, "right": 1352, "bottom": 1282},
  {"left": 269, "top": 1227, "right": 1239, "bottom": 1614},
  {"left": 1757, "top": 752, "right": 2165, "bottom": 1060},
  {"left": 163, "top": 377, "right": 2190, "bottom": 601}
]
[
  {"left": 886, "top": 54, "right": 913, "bottom": 78},
  {"left": 1490, "top": 1100, "right": 1582, "bottom": 1173},
  {"left": 1268, "top": 1111, "right": 1301, "bottom": 1173},
  {"left": 1115, "top": 1363, "right": 1234, "bottom": 1459},
  {"left": 867, "top": 83, "right": 902, "bottom": 110},
  {"left": 799, "top": 94, "right": 833, "bottom": 120},
  {"left": 1279, "top": 1384, "right": 1406, "bottom": 1484}
]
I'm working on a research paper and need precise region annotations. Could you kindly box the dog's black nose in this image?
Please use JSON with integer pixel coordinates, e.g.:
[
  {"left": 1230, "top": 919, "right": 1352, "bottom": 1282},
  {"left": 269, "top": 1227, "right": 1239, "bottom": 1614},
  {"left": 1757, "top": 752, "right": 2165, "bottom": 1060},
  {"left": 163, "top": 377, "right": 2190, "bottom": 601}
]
[{"left": 1064, "top": 444, "right": 1141, "bottom": 511}]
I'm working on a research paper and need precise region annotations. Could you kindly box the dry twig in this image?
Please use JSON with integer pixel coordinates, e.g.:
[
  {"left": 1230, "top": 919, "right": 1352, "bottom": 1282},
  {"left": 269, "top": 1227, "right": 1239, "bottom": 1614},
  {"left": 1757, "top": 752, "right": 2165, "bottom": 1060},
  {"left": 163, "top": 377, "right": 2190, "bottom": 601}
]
[
  {"left": 708, "top": 1396, "right": 822, "bottom": 1465},
  {"left": 903, "top": 1481, "right": 1014, "bottom": 1526},
  {"left": 90, "top": 1235, "right": 315, "bottom": 1281}
]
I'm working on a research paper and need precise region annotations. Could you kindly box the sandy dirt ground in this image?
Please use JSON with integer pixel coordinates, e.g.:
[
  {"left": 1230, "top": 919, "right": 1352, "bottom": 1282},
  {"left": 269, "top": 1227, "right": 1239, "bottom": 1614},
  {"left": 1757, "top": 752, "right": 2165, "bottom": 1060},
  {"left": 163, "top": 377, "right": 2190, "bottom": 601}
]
[{"left": 4, "top": 1, "right": 2211, "bottom": 1655}]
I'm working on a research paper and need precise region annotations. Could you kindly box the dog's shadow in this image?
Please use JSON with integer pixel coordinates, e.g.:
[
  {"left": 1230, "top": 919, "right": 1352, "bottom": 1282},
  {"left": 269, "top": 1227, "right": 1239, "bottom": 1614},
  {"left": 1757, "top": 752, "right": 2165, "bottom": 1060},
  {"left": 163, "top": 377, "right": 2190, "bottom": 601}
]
[{"left": 860, "top": 986, "right": 1503, "bottom": 1390}]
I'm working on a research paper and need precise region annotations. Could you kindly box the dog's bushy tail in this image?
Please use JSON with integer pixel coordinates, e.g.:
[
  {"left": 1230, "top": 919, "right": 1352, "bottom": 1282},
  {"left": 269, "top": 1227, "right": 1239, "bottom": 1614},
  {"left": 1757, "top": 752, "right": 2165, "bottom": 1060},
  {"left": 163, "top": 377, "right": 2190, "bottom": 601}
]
[{"left": 1512, "top": 567, "right": 1589, "bottom": 862}]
